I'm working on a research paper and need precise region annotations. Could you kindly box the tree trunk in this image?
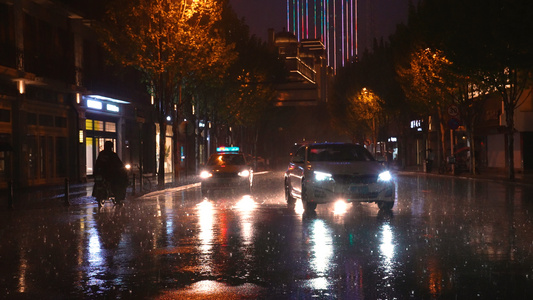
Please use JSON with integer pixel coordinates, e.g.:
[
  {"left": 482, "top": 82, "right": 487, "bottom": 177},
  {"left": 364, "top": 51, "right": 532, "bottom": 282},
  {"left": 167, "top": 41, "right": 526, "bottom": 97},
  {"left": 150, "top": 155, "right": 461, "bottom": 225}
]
[
  {"left": 506, "top": 104, "right": 515, "bottom": 180},
  {"left": 173, "top": 85, "right": 182, "bottom": 184},
  {"left": 437, "top": 106, "right": 447, "bottom": 167},
  {"left": 469, "top": 128, "right": 477, "bottom": 175},
  {"left": 172, "top": 116, "right": 180, "bottom": 184}
]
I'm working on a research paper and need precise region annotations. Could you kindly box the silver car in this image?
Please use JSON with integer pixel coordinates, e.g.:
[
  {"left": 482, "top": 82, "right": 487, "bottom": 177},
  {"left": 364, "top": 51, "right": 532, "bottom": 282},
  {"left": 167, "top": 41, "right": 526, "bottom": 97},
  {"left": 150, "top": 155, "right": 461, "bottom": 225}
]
[{"left": 284, "top": 142, "right": 395, "bottom": 211}]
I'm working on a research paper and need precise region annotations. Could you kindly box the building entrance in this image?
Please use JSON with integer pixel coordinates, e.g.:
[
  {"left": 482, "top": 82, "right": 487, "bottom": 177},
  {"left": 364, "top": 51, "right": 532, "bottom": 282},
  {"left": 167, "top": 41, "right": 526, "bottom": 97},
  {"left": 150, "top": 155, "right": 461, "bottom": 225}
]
[{"left": 85, "top": 118, "right": 118, "bottom": 176}]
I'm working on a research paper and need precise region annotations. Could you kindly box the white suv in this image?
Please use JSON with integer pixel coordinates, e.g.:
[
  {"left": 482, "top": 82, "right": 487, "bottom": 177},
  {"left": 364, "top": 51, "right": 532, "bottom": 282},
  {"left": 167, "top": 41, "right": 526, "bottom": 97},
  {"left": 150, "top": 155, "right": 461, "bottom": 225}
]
[{"left": 284, "top": 142, "right": 395, "bottom": 211}]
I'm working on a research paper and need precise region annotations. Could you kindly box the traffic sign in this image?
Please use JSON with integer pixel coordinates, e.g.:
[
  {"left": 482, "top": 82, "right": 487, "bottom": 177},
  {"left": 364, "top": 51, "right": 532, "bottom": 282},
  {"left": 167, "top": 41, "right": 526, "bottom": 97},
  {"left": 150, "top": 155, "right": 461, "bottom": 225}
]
[
  {"left": 447, "top": 105, "right": 459, "bottom": 117},
  {"left": 448, "top": 117, "right": 461, "bottom": 130}
]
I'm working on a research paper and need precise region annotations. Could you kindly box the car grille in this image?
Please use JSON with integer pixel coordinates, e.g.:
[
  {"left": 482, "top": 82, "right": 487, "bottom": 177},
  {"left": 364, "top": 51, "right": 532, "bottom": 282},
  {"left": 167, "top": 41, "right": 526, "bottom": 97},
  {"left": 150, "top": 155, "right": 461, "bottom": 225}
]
[
  {"left": 349, "top": 192, "right": 379, "bottom": 199},
  {"left": 213, "top": 172, "right": 239, "bottom": 178},
  {"left": 332, "top": 174, "right": 378, "bottom": 184}
]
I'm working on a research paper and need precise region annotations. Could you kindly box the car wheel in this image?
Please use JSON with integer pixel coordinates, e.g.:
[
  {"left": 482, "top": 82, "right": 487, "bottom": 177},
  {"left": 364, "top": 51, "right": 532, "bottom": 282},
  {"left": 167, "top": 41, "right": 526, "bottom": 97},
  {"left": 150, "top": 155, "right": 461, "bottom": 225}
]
[
  {"left": 377, "top": 201, "right": 394, "bottom": 210},
  {"left": 302, "top": 182, "right": 317, "bottom": 211},
  {"left": 285, "top": 180, "right": 296, "bottom": 205}
]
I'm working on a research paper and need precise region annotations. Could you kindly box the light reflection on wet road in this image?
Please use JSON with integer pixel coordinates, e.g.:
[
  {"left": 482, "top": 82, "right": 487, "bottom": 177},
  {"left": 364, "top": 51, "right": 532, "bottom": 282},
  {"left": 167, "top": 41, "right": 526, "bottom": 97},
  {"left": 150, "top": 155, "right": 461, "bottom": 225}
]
[{"left": 1, "top": 171, "right": 532, "bottom": 299}]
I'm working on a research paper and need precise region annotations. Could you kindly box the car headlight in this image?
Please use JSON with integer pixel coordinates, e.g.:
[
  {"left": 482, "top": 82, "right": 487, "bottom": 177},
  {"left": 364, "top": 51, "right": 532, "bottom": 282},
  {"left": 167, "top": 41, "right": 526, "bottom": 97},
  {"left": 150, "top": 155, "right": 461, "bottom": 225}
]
[
  {"left": 238, "top": 170, "right": 250, "bottom": 177},
  {"left": 378, "top": 171, "right": 392, "bottom": 182},
  {"left": 200, "top": 170, "right": 212, "bottom": 179},
  {"left": 314, "top": 171, "right": 333, "bottom": 182}
]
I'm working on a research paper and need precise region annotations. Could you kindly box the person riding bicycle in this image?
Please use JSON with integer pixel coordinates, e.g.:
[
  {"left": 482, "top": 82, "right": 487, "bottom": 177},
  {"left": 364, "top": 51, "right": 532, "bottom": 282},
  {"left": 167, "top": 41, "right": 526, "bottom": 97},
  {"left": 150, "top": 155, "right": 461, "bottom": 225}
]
[{"left": 93, "top": 141, "right": 128, "bottom": 202}]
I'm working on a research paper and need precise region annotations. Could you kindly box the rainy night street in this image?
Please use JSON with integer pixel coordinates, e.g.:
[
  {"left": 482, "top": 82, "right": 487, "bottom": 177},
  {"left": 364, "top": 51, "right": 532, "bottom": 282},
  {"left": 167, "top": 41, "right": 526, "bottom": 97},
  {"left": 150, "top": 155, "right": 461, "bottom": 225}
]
[{"left": 1, "top": 171, "right": 533, "bottom": 299}]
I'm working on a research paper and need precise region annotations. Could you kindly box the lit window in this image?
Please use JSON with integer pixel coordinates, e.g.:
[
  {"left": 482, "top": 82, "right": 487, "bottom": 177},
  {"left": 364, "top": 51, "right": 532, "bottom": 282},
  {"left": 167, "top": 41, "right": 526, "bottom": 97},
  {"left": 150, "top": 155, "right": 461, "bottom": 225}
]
[
  {"left": 106, "top": 104, "right": 119, "bottom": 112},
  {"left": 86, "top": 119, "right": 93, "bottom": 131},
  {"left": 87, "top": 100, "right": 102, "bottom": 110},
  {"left": 94, "top": 120, "right": 104, "bottom": 131},
  {"left": 105, "top": 122, "right": 116, "bottom": 133}
]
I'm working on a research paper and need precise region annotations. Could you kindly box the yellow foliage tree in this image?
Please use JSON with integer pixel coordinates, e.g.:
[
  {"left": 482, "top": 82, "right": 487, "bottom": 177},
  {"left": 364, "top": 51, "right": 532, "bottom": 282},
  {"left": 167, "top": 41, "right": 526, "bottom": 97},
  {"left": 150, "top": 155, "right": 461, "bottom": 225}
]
[
  {"left": 100, "top": 0, "right": 235, "bottom": 188},
  {"left": 397, "top": 48, "right": 454, "bottom": 165},
  {"left": 348, "top": 88, "right": 382, "bottom": 154}
]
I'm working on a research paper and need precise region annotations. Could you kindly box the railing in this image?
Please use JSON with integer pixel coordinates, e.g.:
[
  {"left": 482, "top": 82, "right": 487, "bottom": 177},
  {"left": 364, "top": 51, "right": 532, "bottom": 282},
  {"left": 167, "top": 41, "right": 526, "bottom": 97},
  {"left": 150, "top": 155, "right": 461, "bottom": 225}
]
[{"left": 285, "top": 57, "right": 316, "bottom": 83}]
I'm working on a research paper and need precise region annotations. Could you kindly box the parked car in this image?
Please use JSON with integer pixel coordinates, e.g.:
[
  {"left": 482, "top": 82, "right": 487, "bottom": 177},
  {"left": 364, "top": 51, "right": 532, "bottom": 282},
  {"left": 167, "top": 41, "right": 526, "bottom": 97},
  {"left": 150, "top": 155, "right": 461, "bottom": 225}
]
[
  {"left": 284, "top": 142, "right": 395, "bottom": 211},
  {"left": 200, "top": 147, "right": 253, "bottom": 196}
]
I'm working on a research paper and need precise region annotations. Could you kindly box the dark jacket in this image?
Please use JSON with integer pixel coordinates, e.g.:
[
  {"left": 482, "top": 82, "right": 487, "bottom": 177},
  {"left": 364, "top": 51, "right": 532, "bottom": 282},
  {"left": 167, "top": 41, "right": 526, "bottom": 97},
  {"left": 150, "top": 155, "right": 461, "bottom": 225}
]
[{"left": 94, "top": 149, "right": 128, "bottom": 187}]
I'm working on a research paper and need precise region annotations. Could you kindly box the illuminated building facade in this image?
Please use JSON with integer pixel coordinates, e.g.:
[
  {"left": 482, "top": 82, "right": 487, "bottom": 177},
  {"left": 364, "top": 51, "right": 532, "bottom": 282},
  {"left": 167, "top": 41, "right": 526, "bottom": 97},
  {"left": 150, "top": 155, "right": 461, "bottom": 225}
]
[{"left": 287, "top": 0, "right": 358, "bottom": 70}]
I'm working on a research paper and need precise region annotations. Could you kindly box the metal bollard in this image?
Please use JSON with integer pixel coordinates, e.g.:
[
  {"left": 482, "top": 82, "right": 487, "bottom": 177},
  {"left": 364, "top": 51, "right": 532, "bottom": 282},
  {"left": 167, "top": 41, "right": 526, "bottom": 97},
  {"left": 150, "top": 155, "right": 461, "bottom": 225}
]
[
  {"left": 64, "top": 178, "right": 70, "bottom": 206},
  {"left": 132, "top": 174, "right": 136, "bottom": 196},
  {"left": 8, "top": 180, "right": 13, "bottom": 209}
]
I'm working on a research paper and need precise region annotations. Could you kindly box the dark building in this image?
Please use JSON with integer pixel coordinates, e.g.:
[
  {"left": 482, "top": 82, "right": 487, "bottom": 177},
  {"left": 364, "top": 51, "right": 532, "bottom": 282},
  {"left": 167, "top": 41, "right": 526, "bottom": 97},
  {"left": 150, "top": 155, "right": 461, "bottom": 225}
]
[{"left": 0, "top": 0, "right": 155, "bottom": 190}]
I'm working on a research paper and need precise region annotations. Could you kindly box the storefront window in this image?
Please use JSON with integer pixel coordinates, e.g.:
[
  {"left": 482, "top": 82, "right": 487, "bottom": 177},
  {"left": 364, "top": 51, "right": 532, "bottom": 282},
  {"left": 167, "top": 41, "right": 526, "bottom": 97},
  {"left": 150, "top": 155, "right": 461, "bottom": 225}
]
[
  {"left": 94, "top": 120, "right": 104, "bottom": 131},
  {"left": 86, "top": 137, "right": 94, "bottom": 175},
  {"left": 86, "top": 119, "right": 93, "bottom": 130},
  {"left": 86, "top": 137, "right": 116, "bottom": 176},
  {"left": 106, "top": 122, "right": 116, "bottom": 133},
  {"left": 85, "top": 117, "right": 119, "bottom": 176},
  {"left": 155, "top": 123, "right": 173, "bottom": 174}
]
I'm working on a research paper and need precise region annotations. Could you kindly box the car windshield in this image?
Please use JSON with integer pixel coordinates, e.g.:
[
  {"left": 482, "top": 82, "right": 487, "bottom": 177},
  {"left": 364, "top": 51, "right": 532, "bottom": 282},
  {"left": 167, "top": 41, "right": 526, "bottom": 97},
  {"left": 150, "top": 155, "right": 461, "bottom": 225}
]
[
  {"left": 207, "top": 154, "right": 246, "bottom": 166},
  {"left": 308, "top": 144, "right": 374, "bottom": 162}
]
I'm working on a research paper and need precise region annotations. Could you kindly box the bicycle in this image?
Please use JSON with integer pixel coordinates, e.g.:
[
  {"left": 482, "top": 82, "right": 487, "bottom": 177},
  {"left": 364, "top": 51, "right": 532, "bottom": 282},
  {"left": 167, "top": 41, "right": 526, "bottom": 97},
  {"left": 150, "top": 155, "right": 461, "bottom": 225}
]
[
  {"left": 139, "top": 172, "right": 153, "bottom": 193},
  {"left": 93, "top": 175, "right": 125, "bottom": 207}
]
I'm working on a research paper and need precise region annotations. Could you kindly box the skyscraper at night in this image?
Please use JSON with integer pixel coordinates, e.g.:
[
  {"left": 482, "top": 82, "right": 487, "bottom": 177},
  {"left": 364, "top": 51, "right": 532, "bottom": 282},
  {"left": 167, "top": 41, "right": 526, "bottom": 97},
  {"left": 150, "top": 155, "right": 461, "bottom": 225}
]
[{"left": 287, "top": 0, "right": 358, "bottom": 70}]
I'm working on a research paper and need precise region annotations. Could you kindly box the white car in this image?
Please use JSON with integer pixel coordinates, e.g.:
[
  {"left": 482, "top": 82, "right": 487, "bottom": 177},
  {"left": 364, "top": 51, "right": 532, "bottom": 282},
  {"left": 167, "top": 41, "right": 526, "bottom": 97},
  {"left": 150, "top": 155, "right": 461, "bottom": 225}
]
[{"left": 284, "top": 142, "right": 395, "bottom": 211}]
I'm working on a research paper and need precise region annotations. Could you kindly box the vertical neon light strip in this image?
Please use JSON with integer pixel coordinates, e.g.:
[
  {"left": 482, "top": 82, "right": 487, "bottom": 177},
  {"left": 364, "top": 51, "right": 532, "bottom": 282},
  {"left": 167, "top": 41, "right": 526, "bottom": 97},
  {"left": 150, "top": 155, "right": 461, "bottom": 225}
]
[
  {"left": 291, "top": 0, "right": 296, "bottom": 35},
  {"left": 305, "top": 0, "right": 309, "bottom": 39},
  {"left": 296, "top": 0, "right": 299, "bottom": 40},
  {"left": 341, "top": 0, "right": 346, "bottom": 66},
  {"left": 333, "top": 0, "right": 336, "bottom": 70},
  {"left": 347, "top": 0, "right": 351, "bottom": 61},
  {"left": 354, "top": 0, "right": 358, "bottom": 58},
  {"left": 320, "top": 0, "right": 326, "bottom": 41},
  {"left": 350, "top": 0, "right": 354, "bottom": 59},
  {"left": 346, "top": 0, "right": 352, "bottom": 61},
  {"left": 326, "top": 0, "right": 331, "bottom": 64},
  {"left": 300, "top": 0, "right": 303, "bottom": 40},
  {"left": 320, "top": 0, "right": 327, "bottom": 43},
  {"left": 313, "top": 0, "right": 318, "bottom": 39},
  {"left": 287, "top": 0, "right": 290, "bottom": 33},
  {"left": 302, "top": 0, "right": 306, "bottom": 39}
]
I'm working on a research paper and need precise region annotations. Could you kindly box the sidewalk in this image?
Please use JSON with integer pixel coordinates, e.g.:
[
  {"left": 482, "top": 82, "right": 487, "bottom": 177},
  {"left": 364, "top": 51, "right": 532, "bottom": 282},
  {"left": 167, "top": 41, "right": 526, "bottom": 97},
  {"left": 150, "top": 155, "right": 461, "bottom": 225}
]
[
  {"left": 397, "top": 165, "right": 533, "bottom": 187},
  {"left": 0, "top": 173, "right": 200, "bottom": 211}
]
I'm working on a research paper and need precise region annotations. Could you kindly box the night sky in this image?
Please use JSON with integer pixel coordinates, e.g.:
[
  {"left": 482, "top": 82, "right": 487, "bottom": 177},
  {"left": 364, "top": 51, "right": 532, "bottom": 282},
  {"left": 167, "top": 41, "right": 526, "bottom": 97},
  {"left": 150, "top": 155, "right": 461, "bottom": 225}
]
[
  {"left": 229, "top": 0, "right": 287, "bottom": 40},
  {"left": 228, "top": 0, "right": 412, "bottom": 52}
]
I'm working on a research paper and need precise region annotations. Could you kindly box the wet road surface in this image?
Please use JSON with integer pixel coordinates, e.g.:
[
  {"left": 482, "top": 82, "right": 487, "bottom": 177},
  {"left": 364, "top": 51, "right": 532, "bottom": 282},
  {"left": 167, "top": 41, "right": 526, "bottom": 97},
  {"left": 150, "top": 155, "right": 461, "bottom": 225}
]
[{"left": 1, "top": 171, "right": 532, "bottom": 299}]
